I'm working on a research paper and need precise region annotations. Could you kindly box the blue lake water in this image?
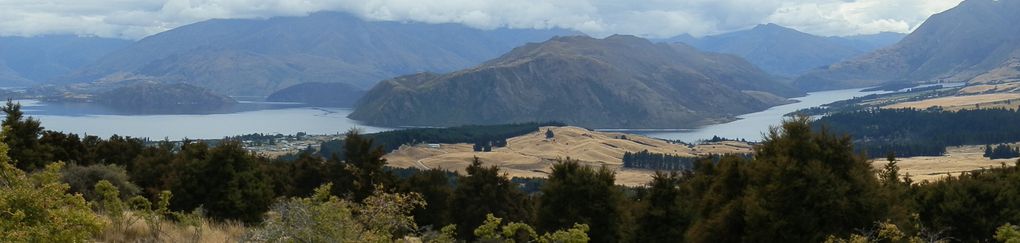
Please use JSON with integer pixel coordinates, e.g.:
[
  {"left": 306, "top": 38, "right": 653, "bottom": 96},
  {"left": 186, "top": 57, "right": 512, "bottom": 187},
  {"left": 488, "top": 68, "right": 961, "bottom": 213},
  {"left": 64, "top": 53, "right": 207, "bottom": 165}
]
[
  {"left": 20, "top": 100, "right": 391, "bottom": 140},
  {"left": 610, "top": 87, "right": 884, "bottom": 142},
  {"left": 19, "top": 87, "right": 877, "bottom": 141}
]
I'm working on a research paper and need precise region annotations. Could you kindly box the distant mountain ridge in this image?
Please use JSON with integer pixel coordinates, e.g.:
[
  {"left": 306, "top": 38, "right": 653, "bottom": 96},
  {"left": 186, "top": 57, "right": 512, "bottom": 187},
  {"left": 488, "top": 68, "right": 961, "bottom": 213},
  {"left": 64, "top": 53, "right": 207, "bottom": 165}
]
[
  {"left": 667, "top": 24, "right": 904, "bottom": 77},
  {"left": 266, "top": 82, "right": 365, "bottom": 107},
  {"left": 351, "top": 35, "right": 803, "bottom": 128},
  {"left": 56, "top": 12, "right": 575, "bottom": 96},
  {"left": 795, "top": 0, "right": 1020, "bottom": 90},
  {"left": 0, "top": 35, "right": 131, "bottom": 86}
]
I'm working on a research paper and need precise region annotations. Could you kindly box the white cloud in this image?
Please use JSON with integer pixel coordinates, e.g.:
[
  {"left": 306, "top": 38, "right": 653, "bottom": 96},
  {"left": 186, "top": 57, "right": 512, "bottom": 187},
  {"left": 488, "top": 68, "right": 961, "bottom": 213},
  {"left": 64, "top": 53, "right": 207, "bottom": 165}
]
[
  {"left": 766, "top": 0, "right": 963, "bottom": 36},
  {"left": 0, "top": 0, "right": 963, "bottom": 40}
]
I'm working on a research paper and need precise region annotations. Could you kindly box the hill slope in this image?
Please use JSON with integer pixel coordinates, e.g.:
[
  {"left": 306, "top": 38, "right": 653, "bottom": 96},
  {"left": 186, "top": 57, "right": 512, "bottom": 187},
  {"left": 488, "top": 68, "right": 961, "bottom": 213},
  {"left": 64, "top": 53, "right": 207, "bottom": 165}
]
[
  {"left": 266, "top": 82, "right": 365, "bottom": 107},
  {"left": 384, "top": 126, "right": 752, "bottom": 186},
  {"left": 56, "top": 12, "right": 574, "bottom": 96},
  {"left": 668, "top": 24, "right": 903, "bottom": 77},
  {"left": 795, "top": 0, "right": 1020, "bottom": 91},
  {"left": 350, "top": 35, "right": 802, "bottom": 128},
  {"left": 94, "top": 82, "right": 237, "bottom": 114},
  {"left": 0, "top": 35, "right": 131, "bottom": 86}
]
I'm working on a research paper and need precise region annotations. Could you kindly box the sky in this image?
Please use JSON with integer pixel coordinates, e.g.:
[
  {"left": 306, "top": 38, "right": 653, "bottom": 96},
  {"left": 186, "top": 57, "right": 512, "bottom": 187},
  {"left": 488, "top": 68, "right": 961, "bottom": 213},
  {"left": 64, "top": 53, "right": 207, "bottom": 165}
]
[{"left": 0, "top": 0, "right": 964, "bottom": 40}]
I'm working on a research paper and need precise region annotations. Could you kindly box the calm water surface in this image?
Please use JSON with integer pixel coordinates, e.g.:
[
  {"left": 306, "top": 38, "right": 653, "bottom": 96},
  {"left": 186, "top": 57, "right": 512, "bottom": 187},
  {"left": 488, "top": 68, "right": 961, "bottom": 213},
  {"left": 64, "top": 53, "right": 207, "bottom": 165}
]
[
  {"left": 20, "top": 100, "right": 391, "bottom": 140},
  {"left": 612, "top": 87, "right": 884, "bottom": 142},
  {"left": 20, "top": 87, "right": 878, "bottom": 141}
]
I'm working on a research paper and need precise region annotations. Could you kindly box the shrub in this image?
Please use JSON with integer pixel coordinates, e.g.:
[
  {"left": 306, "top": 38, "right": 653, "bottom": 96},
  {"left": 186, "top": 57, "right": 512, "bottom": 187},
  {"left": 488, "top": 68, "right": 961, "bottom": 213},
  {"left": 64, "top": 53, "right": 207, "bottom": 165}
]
[
  {"left": 0, "top": 128, "right": 105, "bottom": 242},
  {"left": 62, "top": 163, "right": 141, "bottom": 201},
  {"left": 245, "top": 183, "right": 424, "bottom": 242}
]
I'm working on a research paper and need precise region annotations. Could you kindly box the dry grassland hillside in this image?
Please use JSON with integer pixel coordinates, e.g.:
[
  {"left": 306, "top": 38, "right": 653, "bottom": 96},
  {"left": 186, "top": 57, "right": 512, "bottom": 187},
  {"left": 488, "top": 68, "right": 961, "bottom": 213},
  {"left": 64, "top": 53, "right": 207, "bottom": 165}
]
[{"left": 385, "top": 126, "right": 752, "bottom": 186}]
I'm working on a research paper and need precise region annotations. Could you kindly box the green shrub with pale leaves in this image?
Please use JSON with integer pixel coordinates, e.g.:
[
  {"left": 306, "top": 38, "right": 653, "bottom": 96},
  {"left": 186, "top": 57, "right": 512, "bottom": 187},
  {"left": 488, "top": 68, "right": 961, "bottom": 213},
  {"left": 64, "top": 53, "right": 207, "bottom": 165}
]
[
  {"left": 0, "top": 127, "right": 105, "bottom": 242},
  {"left": 63, "top": 163, "right": 141, "bottom": 201},
  {"left": 998, "top": 223, "right": 1020, "bottom": 243},
  {"left": 245, "top": 183, "right": 425, "bottom": 242},
  {"left": 474, "top": 214, "right": 590, "bottom": 243}
]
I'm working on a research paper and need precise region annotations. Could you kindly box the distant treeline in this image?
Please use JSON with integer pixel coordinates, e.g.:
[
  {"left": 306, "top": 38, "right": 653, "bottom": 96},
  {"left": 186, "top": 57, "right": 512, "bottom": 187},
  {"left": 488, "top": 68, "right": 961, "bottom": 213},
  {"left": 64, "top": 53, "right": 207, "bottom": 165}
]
[
  {"left": 985, "top": 144, "right": 1020, "bottom": 159},
  {"left": 622, "top": 150, "right": 700, "bottom": 171},
  {"left": 814, "top": 108, "right": 1020, "bottom": 158},
  {"left": 319, "top": 122, "right": 564, "bottom": 157},
  {"left": 622, "top": 150, "right": 753, "bottom": 171},
  {"left": 473, "top": 139, "right": 508, "bottom": 152},
  {"left": 861, "top": 83, "right": 944, "bottom": 92},
  {"left": 660, "top": 135, "right": 750, "bottom": 147}
]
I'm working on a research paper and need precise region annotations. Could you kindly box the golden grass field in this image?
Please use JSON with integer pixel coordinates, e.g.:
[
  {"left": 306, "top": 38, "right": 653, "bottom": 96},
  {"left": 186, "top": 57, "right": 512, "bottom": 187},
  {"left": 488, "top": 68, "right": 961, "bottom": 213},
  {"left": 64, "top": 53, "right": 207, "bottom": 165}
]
[
  {"left": 870, "top": 145, "right": 1017, "bottom": 183},
  {"left": 883, "top": 93, "right": 1020, "bottom": 110},
  {"left": 385, "top": 127, "right": 1017, "bottom": 186},
  {"left": 384, "top": 126, "right": 752, "bottom": 186}
]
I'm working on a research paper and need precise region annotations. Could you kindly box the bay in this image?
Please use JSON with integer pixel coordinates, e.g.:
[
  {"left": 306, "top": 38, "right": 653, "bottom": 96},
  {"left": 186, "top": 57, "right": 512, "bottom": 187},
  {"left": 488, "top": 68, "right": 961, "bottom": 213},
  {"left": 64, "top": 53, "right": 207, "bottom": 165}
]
[{"left": 610, "top": 87, "right": 884, "bottom": 142}]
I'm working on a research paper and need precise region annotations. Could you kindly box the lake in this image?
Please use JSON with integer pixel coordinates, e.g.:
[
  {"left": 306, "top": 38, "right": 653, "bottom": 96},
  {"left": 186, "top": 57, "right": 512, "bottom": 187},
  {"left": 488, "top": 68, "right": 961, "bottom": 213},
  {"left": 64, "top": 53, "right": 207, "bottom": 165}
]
[
  {"left": 20, "top": 87, "right": 876, "bottom": 141},
  {"left": 609, "top": 87, "right": 884, "bottom": 142},
  {"left": 20, "top": 99, "right": 392, "bottom": 140}
]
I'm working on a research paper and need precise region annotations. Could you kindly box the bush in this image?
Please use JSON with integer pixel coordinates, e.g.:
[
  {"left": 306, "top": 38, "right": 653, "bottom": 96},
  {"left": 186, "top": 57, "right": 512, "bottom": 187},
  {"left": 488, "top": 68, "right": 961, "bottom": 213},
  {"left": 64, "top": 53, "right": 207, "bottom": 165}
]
[
  {"left": 62, "top": 163, "right": 141, "bottom": 201},
  {"left": 997, "top": 223, "right": 1020, "bottom": 243},
  {"left": 245, "top": 183, "right": 424, "bottom": 242},
  {"left": 0, "top": 128, "right": 105, "bottom": 242}
]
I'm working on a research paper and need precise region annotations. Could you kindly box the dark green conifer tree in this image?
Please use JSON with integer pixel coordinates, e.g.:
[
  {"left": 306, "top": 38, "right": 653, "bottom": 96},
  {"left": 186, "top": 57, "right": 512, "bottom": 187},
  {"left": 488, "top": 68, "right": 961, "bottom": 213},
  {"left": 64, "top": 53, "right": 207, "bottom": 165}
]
[
  {"left": 334, "top": 129, "right": 396, "bottom": 201},
  {"left": 450, "top": 157, "right": 531, "bottom": 240},
  {"left": 635, "top": 171, "right": 690, "bottom": 242},
  {"left": 538, "top": 159, "right": 627, "bottom": 243},
  {"left": 166, "top": 141, "right": 274, "bottom": 224},
  {"left": 741, "top": 117, "right": 886, "bottom": 242},
  {"left": 400, "top": 168, "right": 455, "bottom": 228},
  {"left": 2, "top": 99, "right": 48, "bottom": 170}
]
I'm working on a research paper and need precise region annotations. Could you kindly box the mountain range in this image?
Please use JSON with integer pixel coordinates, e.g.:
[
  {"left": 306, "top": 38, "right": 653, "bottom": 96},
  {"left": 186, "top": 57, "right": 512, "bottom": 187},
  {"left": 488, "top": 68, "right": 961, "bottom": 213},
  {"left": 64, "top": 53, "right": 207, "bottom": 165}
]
[
  {"left": 795, "top": 0, "right": 1020, "bottom": 91},
  {"left": 0, "top": 35, "right": 131, "bottom": 86},
  {"left": 666, "top": 24, "right": 904, "bottom": 77},
  {"left": 53, "top": 12, "right": 574, "bottom": 96},
  {"left": 350, "top": 35, "right": 802, "bottom": 128}
]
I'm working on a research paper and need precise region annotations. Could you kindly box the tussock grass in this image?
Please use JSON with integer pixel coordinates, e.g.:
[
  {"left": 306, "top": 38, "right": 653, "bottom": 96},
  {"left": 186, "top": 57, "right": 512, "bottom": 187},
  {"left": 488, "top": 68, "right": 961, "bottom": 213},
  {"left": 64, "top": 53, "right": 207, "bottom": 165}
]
[{"left": 95, "top": 211, "right": 244, "bottom": 243}]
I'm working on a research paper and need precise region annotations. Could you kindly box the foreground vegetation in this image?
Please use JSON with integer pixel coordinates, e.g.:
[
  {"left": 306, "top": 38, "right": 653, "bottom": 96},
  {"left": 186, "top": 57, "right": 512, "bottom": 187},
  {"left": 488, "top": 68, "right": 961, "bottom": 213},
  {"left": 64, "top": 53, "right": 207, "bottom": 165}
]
[{"left": 3, "top": 99, "right": 1020, "bottom": 242}]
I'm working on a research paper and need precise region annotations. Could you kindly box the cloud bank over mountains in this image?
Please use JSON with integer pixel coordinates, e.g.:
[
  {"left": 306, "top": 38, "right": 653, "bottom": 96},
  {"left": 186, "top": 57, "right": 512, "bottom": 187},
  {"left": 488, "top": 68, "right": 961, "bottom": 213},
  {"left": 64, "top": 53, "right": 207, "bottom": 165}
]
[{"left": 0, "top": 0, "right": 962, "bottom": 39}]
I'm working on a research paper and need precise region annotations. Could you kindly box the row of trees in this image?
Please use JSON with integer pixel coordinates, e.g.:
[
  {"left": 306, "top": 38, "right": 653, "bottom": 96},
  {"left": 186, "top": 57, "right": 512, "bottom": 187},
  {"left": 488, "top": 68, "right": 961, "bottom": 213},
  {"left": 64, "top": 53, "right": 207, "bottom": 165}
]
[
  {"left": 985, "top": 144, "right": 1020, "bottom": 159},
  {"left": 814, "top": 108, "right": 1020, "bottom": 157},
  {"left": 472, "top": 138, "right": 508, "bottom": 152},
  {"left": 320, "top": 122, "right": 563, "bottom": 156},
  {"left": 621, "top": 150, "right": 699, "bottom": 171}
]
